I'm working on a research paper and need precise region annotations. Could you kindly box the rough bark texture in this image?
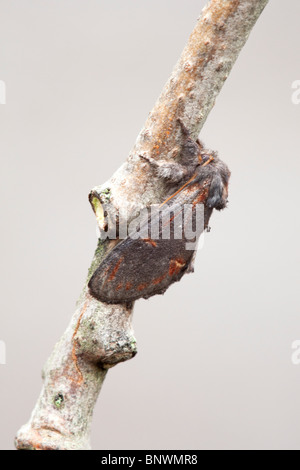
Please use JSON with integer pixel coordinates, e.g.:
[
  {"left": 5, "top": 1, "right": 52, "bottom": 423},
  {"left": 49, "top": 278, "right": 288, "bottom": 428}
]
[{"left": 15, "top": 0, "right": 269, "bottom": 450}]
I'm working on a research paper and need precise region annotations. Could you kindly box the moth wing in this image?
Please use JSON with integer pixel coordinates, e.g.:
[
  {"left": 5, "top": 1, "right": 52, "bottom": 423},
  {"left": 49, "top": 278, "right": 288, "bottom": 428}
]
[
  {"left": 88, "top": 235, "right": 194, "bottom": 303},
  {"left": 88, "top": 195, "right": 205, "bottom": 303}
]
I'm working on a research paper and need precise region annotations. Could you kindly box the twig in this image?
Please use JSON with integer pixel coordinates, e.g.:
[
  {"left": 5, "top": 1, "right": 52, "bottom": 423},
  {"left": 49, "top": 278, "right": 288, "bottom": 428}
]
[{"left": 15, "top": 0, "right": 269, "bottom": 450}]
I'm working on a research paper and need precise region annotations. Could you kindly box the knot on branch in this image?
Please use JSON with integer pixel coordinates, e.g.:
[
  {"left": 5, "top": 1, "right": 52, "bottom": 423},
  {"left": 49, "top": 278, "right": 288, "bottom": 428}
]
[{"left": 72, "top": 296, "right": 137, "bottom": 371}]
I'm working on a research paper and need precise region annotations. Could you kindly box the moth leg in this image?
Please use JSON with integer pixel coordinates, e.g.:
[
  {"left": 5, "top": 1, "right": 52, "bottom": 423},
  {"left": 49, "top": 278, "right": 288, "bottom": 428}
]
[{"left": 139, "top": 154, "right": 189, "bottom": 184}]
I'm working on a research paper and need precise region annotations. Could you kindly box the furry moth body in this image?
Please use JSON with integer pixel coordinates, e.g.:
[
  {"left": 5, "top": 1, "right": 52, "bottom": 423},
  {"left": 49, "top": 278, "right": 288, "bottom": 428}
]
[{"left": 89, "top": 121, "right": 230, "bottom": 304}]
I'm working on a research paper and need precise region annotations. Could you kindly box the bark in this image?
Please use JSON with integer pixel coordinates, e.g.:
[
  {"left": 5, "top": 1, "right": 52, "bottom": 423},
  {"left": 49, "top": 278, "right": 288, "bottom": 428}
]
[{"left": 15, "top": 0, "right": 269, "bottom": 450}]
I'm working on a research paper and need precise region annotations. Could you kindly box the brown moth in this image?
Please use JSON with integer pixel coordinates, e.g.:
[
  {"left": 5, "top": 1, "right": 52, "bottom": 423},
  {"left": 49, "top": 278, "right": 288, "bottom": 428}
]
[{"left": 89, "top": 121, "right": 230, "bottom": 304}]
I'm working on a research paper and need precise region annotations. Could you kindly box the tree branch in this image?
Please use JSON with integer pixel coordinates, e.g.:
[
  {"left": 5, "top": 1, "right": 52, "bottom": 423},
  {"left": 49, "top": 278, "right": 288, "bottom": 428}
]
[{"left": 15, "top": 0, "right": 269, "bottom": 450}]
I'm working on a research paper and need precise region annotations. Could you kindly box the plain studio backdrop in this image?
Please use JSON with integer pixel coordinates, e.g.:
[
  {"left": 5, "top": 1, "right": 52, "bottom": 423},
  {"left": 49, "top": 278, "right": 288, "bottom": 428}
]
[{"left": 0, "top": 0, "right": 299, "bottom": 450}]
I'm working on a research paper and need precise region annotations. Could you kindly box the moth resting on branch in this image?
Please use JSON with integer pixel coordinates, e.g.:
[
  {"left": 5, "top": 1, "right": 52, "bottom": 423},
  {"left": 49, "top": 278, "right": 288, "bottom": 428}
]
[{"left": 89, "top": 120, "right": 230, "bottom": 304}]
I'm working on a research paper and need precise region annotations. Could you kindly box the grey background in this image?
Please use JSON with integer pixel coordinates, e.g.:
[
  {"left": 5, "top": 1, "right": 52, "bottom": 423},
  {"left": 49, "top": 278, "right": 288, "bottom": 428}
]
[{"left": 0, "top": 0, "right": 299, "bottom": 450}]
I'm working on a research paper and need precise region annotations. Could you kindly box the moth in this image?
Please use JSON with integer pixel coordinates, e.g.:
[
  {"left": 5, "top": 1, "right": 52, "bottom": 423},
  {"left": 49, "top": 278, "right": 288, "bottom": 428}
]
[{"left": 89, "top": 120, "right": 230, "bottom": 304}]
